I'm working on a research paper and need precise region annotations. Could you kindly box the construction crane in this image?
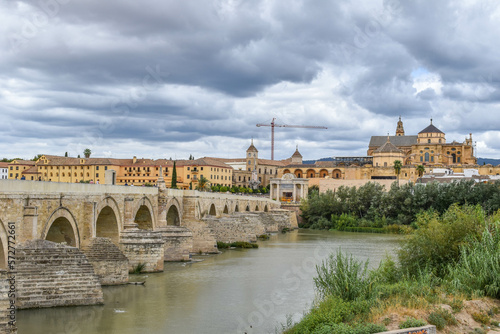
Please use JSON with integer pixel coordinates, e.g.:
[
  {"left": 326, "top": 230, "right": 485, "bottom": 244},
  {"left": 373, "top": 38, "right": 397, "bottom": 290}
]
[{"left": 256, "top": 118, "right": 328, "bottom": 160}]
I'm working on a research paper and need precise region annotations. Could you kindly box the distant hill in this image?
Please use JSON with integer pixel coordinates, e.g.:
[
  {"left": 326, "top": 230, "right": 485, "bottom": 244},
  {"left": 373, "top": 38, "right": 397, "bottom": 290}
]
[{"left": 477, "top": 158, "right": 500, "bottom": 166}]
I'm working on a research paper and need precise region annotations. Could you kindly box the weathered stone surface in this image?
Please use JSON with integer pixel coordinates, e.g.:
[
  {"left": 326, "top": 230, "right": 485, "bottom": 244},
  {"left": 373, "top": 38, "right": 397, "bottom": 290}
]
[
  {"left": 119, "top": 229, "right": 164, "bottom": 272},
  {"left": 81, "top": 237, "right": 129, "bottom": 285},
  {"left": 15, "top": 240, "right": 103, "bottom": 309},
  {"left": 374, "top": 325, "right": 436, "bottom": 334},
  {"left": 0, "top": 270, "right": 17, "bottom": 333},
  {"left": 158, "top": 226, "right": 193, "bottom": 261}
]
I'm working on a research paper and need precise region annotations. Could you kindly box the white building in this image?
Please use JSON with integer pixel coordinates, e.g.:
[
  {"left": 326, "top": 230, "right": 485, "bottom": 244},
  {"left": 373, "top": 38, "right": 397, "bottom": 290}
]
[{"left": 0, "top": 162, "right": 8, "bottom": 180}]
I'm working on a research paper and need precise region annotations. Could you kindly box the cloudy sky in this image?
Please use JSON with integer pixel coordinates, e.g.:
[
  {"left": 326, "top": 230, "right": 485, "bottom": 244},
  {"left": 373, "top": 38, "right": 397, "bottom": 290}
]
[{"left": 2, "top": 0, "right": 500, "bottom": 161}]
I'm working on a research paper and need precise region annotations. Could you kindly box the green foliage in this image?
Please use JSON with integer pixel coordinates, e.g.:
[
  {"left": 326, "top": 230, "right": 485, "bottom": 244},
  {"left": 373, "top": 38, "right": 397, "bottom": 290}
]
[
  {"left": 257, "top": 234, "right": 270, "bottom": 240},
  {"left": 130, "top": 262, "right": 146, "bottom": 274},
  {"left": 314, "top": 250, "right": 373, "bottom": 301},
  {"left": 171, "top": 161, "right": 177, "bottom": 188},
  {"left": 399, "top": 317, "right": 427, "bottom": 329},
  {"left": 448, "top": 223, "right": 500, "bottom": 298},
  {"left": 217, "top": 241, "right": 258, "bottom": 249},
  {"left": 398, "top": 204, "right": 486, "bottom": 277},
  {"left": 428, "top": 309, "right": 457, "bottom": 330},
  {"left": 285, "top": 296, "right": 376, "bottom": 334},
  {"left": 83, "top": 148, "right": 91, "bottom": 158},
  {"left": 195, "top": 175, "right": 210, "bottom": 191},
  {"left": 471, "top": 312, "right": 490, "bottom": 325},
  {"left": 300, "top": 180, "right": 500, "bottom": 230}
]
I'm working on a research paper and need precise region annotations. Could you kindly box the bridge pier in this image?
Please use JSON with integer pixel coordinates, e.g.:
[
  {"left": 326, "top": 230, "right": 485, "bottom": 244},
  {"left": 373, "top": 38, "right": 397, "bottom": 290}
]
[
  {"left": 158, "top": 226, "right": 193, "bottom": 261},
  {"left": 0, "top": 270, "right": 16, "bottom": 333},
  {"left": 82, "top": 238, "right": 129, "bottom": 285},
  {"left": 119, "top": 229, "right": 165, "bottom": 273}
]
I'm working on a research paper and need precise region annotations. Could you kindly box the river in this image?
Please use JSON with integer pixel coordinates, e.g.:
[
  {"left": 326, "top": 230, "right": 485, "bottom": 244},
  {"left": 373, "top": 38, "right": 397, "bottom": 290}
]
[{"left": 17, "top": 229, "right": 401, "bottom": 334}]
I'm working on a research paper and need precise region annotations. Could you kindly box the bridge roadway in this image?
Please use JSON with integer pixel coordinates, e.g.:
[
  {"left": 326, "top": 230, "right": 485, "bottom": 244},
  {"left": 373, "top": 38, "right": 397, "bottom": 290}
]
[{"left": 0, "top": 179, "right": 281, "bottom": 269}]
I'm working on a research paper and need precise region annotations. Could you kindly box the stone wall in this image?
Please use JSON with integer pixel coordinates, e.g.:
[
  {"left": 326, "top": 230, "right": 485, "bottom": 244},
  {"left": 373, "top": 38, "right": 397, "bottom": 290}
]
[
  {"left": 159, "top": 226, "right": 193, "bottom": 261},
  {"left": 0, "top": 270, "right": 16, "bottom": 333},
  {"left": 119, "top": 229, "right": 164, "bottom": 272},
  {"left": 82, "top": 238, "right": 129, "bottom": 285},
  {"left": 204, "top": 213, "right": 267, "bottom": 243},
  {"left": 15, "top": 240, "right": 103, "bottom": 309},
  {"left": 374, "top": 325, "right": 436, "bottom": 334}
]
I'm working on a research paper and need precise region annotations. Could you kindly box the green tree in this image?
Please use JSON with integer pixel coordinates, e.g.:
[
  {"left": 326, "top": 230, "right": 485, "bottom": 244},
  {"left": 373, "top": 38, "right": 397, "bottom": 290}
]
[
  {"left": 196, "top": 176, "right": 210, "bottom": 191},
  {"left": 393, "top": 160, "right": 402, "bottom": 186},
  {"left": 64, "top": 152, "right": 68, "bottom": 157},
  {"left": 416, "top": 165, "right": 425, "bottom": 178},
  {"left": 171, "top": 161, "right": 177, "bottom": 189},
  {"left": 31, "top": 154, "right": 42, "bottom": 161},
  {"left": 83, "top": 148, "right": 91, "bottom": 158}
]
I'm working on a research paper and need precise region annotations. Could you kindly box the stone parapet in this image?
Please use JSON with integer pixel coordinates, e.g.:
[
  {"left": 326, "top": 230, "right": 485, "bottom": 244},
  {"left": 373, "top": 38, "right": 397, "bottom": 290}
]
[
  {"left": 81, "top": 238, "right": 129, "bottom": 285},
  {"left": 375, "top": 325, "right": 436, "bottom": 334},
  {"left": 15, "top": 240, "right": 103, "bottom": 309},
  {"left": 119, "top": 229, "right": 165, "bottom": 272},
  {"left": 158, "top": 226, "right": 193, "bottom": 261},
  {"left": 204, "top": 213, "right": 267, "bottom": 243}
]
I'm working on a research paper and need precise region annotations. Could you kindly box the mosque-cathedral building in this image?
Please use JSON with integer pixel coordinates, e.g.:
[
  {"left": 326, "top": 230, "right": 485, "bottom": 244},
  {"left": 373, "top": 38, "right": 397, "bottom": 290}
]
[{"left": 6, "top": 118, "right": 499, "bottom": 187}]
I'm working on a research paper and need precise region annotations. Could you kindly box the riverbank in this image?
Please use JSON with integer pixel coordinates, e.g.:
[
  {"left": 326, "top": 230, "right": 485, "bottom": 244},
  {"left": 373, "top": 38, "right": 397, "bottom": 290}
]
[{"left": 283, "top": 205, "right": 500, "bottom": 334}]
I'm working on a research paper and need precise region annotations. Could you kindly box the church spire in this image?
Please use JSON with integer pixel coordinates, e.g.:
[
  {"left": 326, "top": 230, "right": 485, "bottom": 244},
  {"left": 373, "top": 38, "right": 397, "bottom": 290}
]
[{"left": 396, "top": 116, "right": 405, "bottom": 136}]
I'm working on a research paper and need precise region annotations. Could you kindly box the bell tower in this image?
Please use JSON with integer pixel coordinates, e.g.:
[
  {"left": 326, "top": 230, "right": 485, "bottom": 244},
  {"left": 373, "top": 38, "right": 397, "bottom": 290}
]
[{"left": 396, "top": 116, "right": 405, "bottom": 136}]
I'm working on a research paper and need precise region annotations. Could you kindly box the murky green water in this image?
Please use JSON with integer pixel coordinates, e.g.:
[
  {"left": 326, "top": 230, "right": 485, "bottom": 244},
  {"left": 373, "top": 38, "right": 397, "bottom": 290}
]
[{"left": 17, "top": 230, "right": 401, "bottom": 334}]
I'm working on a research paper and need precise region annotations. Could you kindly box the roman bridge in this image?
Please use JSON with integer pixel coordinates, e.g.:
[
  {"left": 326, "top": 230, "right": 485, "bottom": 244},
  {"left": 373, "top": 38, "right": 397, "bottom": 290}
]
[{"left": 0, "top": 179, "right": 290, "bottom": 271}]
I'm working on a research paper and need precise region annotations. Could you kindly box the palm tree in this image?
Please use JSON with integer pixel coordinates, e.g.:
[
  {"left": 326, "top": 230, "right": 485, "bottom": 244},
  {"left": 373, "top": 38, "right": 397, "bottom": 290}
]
[
  {"left": 393, "top": 160, "right": 402, "bottom": 186},
  {"left": 416, "top": 165, "right": 425, "bottom": 178},
  {"left": 195, "top": 176, "right": 210, "bottom": 191},
  {"left": 83, "top": 148, "right": 91, "bottom": 158}
]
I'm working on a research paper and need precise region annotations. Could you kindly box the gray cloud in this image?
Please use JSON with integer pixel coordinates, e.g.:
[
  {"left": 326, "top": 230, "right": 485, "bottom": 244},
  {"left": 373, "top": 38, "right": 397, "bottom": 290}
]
[{"left": 1, "top": 0, "right": 500, "bottom": 160}]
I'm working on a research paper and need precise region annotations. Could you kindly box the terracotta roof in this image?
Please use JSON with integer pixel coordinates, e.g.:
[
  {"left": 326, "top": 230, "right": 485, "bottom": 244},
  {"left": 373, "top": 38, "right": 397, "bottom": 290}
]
[
  {"left": 0, "top": 162, "right": 9, "bottom": 168},
  {"left": 9, "top": 160, "right": 36, "bottom": 165},
  {"left": 374, "top": 138, "right": 403, "bottom": 153},
  {"left": 22, "top": 166, "right": 40, "bottom": 174},
  {"left": 292, "top": 148, "right": 302, "bottom": 158}
]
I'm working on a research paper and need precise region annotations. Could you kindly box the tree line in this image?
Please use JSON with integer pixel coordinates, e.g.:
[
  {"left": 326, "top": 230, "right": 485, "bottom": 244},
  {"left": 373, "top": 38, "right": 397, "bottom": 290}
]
[{"left": 300, "top": 180, "right": 500, "bottom": 230}]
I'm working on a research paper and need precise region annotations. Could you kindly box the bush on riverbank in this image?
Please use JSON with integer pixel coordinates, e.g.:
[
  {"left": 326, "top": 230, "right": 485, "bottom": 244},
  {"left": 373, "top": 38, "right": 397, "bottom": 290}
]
[
  {"left": 216, "top": 241, "right": 258, "bottom": 249},
  {"left": 285, "top": 205, "right": 500, "bottom": 333},
  {"left": 300, "top": 180, "right": 500, "bottom": 231}
]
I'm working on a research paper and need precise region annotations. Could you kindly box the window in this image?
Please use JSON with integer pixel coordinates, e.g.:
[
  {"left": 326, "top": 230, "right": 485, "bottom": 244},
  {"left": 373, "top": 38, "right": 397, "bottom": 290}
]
[
  {"left": 428, "top": 139, "right": 431, "bottom": 143},
  {"left": 425, "top": 152, "right": 430, "bottom": 162},
  {"left": 96, "top": 173, "right": 99, "bottom": 177},
  {"left": 16, "top": 166, "right": 18, "bottom": 170},
  {"left": 201, "top": 167, "right": 203, "bottom": 171},
  {"left": 105, "top": 166, "right": 108, "bottom": 170},
  {"left": 248, "top": 160, "right": 251, "bottom": 165},
  {"left": 187, "top": 167, "right": 190, "bottom": 171}
]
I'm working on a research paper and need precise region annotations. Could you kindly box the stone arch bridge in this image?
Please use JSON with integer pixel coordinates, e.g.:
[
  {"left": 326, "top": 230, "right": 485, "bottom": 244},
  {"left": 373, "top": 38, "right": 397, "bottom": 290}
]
[{"left": 0, "top": 180, "right": 288, "bottom": 271}]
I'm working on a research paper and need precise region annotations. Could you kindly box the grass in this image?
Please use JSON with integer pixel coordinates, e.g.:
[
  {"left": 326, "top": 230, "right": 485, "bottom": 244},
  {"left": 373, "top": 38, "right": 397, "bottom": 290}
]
[
  {"left": 130, "top": 262, "right": 146, "bottom": 274},
  {"left": 217, "top": 241, "right": 258, "bottom": 249}
]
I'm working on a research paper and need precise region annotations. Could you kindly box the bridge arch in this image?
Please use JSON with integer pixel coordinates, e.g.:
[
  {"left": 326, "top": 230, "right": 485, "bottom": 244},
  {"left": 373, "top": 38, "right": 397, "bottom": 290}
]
[
  {"left": 166, "top": 204, "right": 181, "bottom": 226},
  {"left": 264, "top": 204, "right": 269, "bottom": 212},
  {"left": 208, "top": 203, "right": 217, "bottom": 216},
  {"left": 95, "top": 196, "right": 122, "bottom": 245},
  {"left": 255, "top": 205, "right": 259, "bottom": 212},
  {"left": 132, "top": 196, "right": 156, "bottom": 230},
  {"left": 41, "top": 207, "right": 80, "bottom": 248},
  {"left": 245, "top": 204, "right": 250, "bottom": 212},
  {"left": 223, "top": 204, "right": 229, "bottom": 214},
  {"left": 0, "top": 220, "right": 8, "bottom": 269},
  {"left": 234, "top": 204, "right": 239, "bottom": 212}
]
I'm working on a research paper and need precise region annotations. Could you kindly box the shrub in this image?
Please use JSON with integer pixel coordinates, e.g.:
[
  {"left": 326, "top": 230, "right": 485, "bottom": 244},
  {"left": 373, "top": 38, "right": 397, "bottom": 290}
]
[
  {"left": 448, "top": 224, "right": 500, "bottom": 298},
  {"left": 314, "top": 250, "right": 373, "bottom": 301},
  {"left": 471, "top": 312, "right": 490, "bottom": 325},
  {"left": 130, "top": 262, "right": 146, "bottom": 274},
  {"left": 230, "top": 241, "right": 258, "bottom": 248},
  {"left": 217, "top": 241, "right": 230, "bottom": 249},
  {"left": 428, "top": 308, "right": 457, "bottom": 330},
  {"left": 399, "top": 317, "right": 426, "bottom": 329}
]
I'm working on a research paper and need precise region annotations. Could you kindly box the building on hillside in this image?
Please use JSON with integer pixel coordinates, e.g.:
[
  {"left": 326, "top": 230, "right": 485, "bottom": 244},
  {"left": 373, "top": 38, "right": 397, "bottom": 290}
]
[
  {"left": 0, "top": 162, "right": 8, "bottom": 179},
  {"left": 418, "top": 168, "right": 490, "bottom": 184}
]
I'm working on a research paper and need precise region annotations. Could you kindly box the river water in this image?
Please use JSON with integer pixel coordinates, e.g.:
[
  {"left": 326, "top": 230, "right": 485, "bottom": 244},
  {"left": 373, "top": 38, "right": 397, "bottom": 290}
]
[{"left": 17, "top": 230, "right": 401, "bottom": 334}]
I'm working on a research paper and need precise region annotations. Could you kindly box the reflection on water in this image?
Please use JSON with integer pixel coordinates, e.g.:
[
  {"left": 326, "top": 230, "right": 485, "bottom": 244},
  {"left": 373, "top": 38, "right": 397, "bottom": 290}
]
[{"left": 17, "top": 230, "right": 401, "bottom": 334}]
